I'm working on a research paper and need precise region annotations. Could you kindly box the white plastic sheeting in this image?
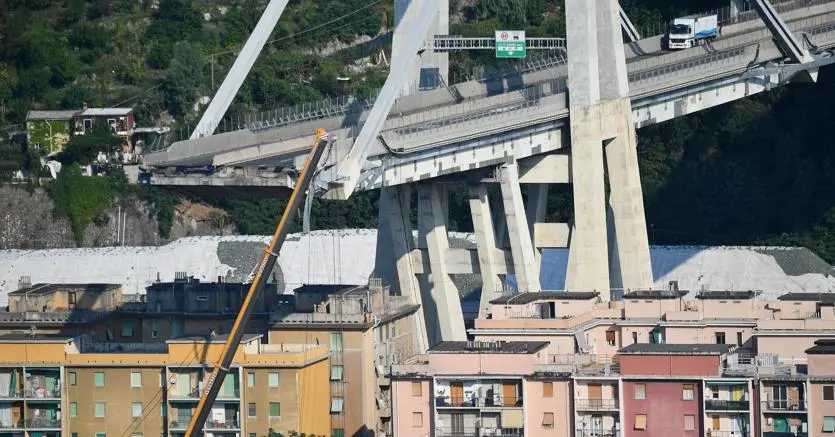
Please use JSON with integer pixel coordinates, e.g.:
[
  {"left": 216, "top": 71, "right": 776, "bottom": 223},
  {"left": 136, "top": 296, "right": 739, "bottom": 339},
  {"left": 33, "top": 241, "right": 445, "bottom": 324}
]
[{"left": 1, "top": 230, "right": 833, "bottom": 306}]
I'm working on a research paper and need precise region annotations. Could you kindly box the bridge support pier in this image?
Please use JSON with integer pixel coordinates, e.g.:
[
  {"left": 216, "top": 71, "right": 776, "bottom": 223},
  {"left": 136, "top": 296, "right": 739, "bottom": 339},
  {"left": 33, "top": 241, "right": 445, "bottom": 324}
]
[
  {"left": 499, "top": 163, "right": 542, "bottom": 294},
  {"left": 468, "top": 185, "right": 503, "bottom": 318},
  {"left": 564, "top": 0, "right": 653, "bottom": 298},
  {"left": 417, "top": 184, "right": 466, "bottom": 344}
]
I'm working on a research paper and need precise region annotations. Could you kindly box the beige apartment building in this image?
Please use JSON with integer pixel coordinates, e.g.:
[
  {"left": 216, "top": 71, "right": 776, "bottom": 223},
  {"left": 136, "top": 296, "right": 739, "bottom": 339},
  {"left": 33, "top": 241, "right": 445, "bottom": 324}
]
[{"left": 0, "top": 333, "right": 330, "bottom": 437}]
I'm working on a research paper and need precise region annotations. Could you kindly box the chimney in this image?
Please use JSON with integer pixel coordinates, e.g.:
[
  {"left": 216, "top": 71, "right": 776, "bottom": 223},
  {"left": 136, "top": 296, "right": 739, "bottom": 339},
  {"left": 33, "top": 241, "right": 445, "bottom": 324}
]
[{"left": 82, "top": 102, "right": 88, "bottom": 111}]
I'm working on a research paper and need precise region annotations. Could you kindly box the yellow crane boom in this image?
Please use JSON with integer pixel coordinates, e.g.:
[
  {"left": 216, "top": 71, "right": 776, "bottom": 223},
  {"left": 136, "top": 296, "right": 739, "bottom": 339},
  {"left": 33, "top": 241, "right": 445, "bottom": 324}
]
[{"left": 184, "top": 128, "right": 330, "bottom": 437}]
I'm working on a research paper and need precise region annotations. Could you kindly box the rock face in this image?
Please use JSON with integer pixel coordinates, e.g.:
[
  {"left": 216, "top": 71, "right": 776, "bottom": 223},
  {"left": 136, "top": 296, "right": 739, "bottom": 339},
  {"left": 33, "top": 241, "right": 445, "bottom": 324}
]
[{"left": 0, "top": 186, "right": 232, "bottom": 249}]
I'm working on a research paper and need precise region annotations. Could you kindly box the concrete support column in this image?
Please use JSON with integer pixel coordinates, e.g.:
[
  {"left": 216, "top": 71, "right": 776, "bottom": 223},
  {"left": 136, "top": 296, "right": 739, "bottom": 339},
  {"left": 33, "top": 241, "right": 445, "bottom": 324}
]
[
  {"left": 393, "top": 0, "right": 449, "bottom": 95},
  {"left": 417, "top": 184, "right": 465, "bottom": 344},
  {"left": 468, "top": 185, "right": 503, "bottom": 318},
  {"left": 375, "top": 185, "right": 429, "bottom": 351},
  {"left": 604, "top": 100, "right": 654, "bottom": 292},
  {"left": 498, "top": 163, "right": 541, "bottom": 294},
  {"left": 525, "top": 184, "right": 549, "bottom": 266}
]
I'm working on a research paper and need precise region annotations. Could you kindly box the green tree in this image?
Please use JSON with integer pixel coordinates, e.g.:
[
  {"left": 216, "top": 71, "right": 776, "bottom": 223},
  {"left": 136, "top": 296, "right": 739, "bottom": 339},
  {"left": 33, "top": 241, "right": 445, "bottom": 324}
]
[
  {"left": 47, "top": 165, "right": 113, "bottom": 244},
  {"left": 61, "top": 121, "right": 123, "bottom": 165},
  {"left": 162, "top": 41, "right": 204, "bottom": 117}
]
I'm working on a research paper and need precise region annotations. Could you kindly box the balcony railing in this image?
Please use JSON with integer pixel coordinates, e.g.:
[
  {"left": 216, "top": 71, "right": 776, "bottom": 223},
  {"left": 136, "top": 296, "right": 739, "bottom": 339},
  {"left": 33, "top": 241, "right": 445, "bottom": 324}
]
[
  {"left": 0, "top": 420, "right": 23, "bottom": 429},
  {"left": 435, "top": 395, "right": 523, "bottom": 408},
  {"left": 25, "top": 418, "right": 60, "bottom": 429},
  {"left": 0, "top": 389, "right": 23, "bottom": 398},
  {"left": 762, "top": 400, "right": 807, "bottom": 412},
  {"left": 435, "top": 427, "right": 523, "bottom": 437},
  {"left": 705, "top": 399, "right": 750, "bottom": 410},
  {"left": 706, "top": 431, "right": 749, "bottom": 437},
  {"left": 575, "top": 399, "right": 619, "bottom": 410},
  {"left": 575, "top": 430, "right": 620, "bottom": 437},
  {"left": 170, "top": 387, "right": 240, "bottom": 399},
  {"left": 25, "top": 387, "right": 61, "bottom": 399},
  {"left": 204, "top": 420, "right": 240, "bottom": 430},
  {"left": 763, "top": 433, "right": 807, "bottom": 437}
]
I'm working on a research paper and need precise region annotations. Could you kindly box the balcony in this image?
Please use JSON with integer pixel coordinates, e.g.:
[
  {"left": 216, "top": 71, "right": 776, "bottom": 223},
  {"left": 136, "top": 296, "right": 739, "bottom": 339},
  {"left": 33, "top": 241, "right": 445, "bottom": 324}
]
[
  {"left": 25, "top": 418, "right": 60, "bottom": 429},
  {"left": 435, "top": 395, "right": 523, "bottom": 408},
  {"left": 0, "top": 389, "right": 23, "bottom": 399},
  {"left": 706, "top": 431, "right": 749, "bottom": 437},
  {"left": 575, "top": 430, "right": 620, "bottom": 437},
  {"left": 169, "top": 420, "right": 190, "bottom": 430},
  {"left": 763, "top": 433, "right": 807, "bottom": 437},
  {"left": 704, "top": 399, "right": 750, "bottom": 411},
  {"left": 204, "top": 420, "right": 240, "bottom": 430},
  {"left": 575, "top": 399, "right": 619, "bottom": 411},
  {"left": 0, "top": 419, "right": 23, "bottom": 430},
  {"left": 25, "top": 386, "right": 61, "bottom": 400},
  {"left": 761, "top": 400, "right": 807, "bottom": 412},
  {"left": 435, "top": 427, "right": 523, "bottom": 437}
]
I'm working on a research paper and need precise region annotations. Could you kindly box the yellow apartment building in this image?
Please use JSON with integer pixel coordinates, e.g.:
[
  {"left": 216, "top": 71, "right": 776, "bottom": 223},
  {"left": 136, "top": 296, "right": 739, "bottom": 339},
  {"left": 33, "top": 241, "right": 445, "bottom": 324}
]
[{"left": 0, "top": 333, "right": 330, "bottom": 437}]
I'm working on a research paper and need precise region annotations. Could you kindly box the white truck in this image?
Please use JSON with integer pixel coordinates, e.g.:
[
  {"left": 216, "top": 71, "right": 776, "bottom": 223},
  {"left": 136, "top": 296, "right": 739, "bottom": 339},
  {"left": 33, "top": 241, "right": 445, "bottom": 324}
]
[{"left": 667, "top": 14, "right": 718, "bottom": 49}]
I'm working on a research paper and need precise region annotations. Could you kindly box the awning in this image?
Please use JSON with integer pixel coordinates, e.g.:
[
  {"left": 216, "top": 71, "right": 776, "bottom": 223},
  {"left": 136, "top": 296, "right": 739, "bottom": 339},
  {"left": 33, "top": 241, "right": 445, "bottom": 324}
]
[{"left": 542, "top": 412, "right": 555, "bottom": 426}]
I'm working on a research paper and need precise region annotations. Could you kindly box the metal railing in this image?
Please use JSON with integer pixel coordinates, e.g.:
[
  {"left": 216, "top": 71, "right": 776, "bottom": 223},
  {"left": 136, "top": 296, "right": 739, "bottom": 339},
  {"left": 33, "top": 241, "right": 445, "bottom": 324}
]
[
  {"left": 705, "top": 399, "right": 751, "bottom": 410},
  {"left": 763, "top": 432, "right": 807, "bottom": 437},
  {"left": 204, "top": 420, "right": 241, "bottom": 430},
  {"left": 170, "top": 387, "right": 240, "bottom": 399},
  {"left": 0, "top": 389, "right": 22, "bottom": 398},
  {"left": 575, "top": 430, "right": 620, "bottom": 437},
  {"left": 435, "top": 427, "right": 523, "bottom": 437},
  {"left": 706, "top": 431, "right": 750, "bottom": 437},
  {"left": 24, "top": 418, "right": 60, "bottom": 429},
  {"left": 0, "top": 420, "right": 23, "bottom": 429},
  {"left": 575, "top": 399, "right": 619, "bottom": 410},
  {"left": 24, "top": 386, "right": 61, "bottom": 399},
  {"left": 762, "top": 399, "right": 808, "bottom": 411},
  {"left": 435, "top": 395, "right": 523, "bottom": 408}
]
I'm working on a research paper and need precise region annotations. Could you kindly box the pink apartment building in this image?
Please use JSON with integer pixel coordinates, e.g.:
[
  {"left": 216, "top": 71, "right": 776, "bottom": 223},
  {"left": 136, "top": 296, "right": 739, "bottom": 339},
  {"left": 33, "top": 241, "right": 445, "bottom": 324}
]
[{"left": 390, "top": 341, "right": 572, "bottom": 437}]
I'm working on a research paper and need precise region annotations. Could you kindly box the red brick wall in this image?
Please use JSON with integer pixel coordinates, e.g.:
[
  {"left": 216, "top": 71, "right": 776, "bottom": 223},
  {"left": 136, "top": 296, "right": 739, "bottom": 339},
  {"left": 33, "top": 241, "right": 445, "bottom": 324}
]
[{"left": 622, "top": 380, "right": 702, "bottom": 437}]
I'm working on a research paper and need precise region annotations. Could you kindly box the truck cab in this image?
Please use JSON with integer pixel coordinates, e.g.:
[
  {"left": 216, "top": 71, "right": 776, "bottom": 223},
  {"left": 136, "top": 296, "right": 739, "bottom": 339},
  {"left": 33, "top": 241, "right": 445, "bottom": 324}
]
[{"left": 668, "top": 19, "right": 695, "bottom": 49}]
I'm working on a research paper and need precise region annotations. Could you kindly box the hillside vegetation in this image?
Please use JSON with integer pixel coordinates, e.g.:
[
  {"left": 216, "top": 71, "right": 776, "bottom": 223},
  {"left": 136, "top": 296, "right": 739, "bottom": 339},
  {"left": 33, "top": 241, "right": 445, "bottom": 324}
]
[{"left": 3, "top": 0, "right": 835, "bottom": 264}]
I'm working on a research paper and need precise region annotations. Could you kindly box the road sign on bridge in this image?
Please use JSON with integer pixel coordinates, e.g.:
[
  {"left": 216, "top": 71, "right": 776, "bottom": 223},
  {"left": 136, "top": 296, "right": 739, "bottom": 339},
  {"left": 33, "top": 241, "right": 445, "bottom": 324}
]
[{"left": 495, "top": 30, "right": 526, "bottom": 58}]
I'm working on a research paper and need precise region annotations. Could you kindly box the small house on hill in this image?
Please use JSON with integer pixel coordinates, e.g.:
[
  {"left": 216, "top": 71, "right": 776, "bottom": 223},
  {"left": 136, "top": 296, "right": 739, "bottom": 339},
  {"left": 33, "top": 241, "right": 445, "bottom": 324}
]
[{"left": 25, "top": 110, "right": 76, "bottom": 154}]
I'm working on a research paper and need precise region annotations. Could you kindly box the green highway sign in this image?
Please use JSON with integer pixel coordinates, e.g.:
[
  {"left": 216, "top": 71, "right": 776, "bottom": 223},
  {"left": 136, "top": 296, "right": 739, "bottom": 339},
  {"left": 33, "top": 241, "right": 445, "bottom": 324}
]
[{"left": 495, "top": 30, "right": 526, "bottom": 58}]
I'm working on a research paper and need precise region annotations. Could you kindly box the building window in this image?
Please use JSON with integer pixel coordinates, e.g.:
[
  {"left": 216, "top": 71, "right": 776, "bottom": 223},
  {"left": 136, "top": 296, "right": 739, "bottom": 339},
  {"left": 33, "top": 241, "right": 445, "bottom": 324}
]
[
  {"left": 247, "top": 372, "right": 255, "bottom": 388},
  {"left": 248, "top": 403, "right": 256, "bottom": 418},
  {"left": 737, "top": 331, "right": 743, "bottom": 346},
  {"left": 715, "top": 332, "right": 726, "bottom": 344},
  {"left": 70, "top": 402, "right": 78, "bottom": 417},
  {"left": 95, "top": 433, "right": 106, "bottom": 437},
  {"left": 131, "top": 372, "right": 142, "bottom": 388},
  {"left": 825, "top": 386, "right": 835, "bottom": 401},
  {"left": 132, "top": 403, "right": 143, "bottom": 417},
  {"left": 95, "top": 402, "right": 106, "bottom": 417},
  {"left": 542, "top": 412, "right": 555, "bottom": 428},
  {"left": 249, "top": 434, "right": 256, "bottom": 437},
  {"left": 268, "top": 372, "right": 280, "bottom": 387},
  {"left": 332, "top": 429, "right": 345, "bottom": 437},
  {"left": 825, "top": 416, "right": 835, "bottom": 432},
  {"left": 122, "top": 321, "right": 134, "bottom": 337},
  {"left": 69, "top": 372, "right": 77, "bottom": 386},
  {"left": 682, "top": 384, "right": 695, "bottom": 400},
  {"left": 151, "top": 321, "right": 159, "bottom": 339},
  {"left": 411, "top": 381, "right": 422, "bottom": 397},
  {"left": 84, "top": 119, "right": 93, "bottom": 130},
  {"left": 72, "top": 433, "right": 78, "bottom": 437},
  {"left": 132, "top": 434, "right": 143, "bottom": 437},
  {"left": 269, "top": 402, "right": 280, "bottom": 419},
  {"left": 412, "top": 412, "right": 423, "bottom": 427},
  {"left": 634, "top": 414, "right": 647, "bottom": 430},
  {"left": 331, "top": 396, "right": 344, "bottom": 413},
  {"left": 543, "top": 381, "right": 553, "bottom": 397},
  {"left": 684, "top": 414, "right": 695, "bottom": 431},
  {"left": 606, "top": 330, "right": 616, "bottom": 346},
  {"left": 330, "top": 333, "right": 343, "bottom": 352},
  {"left": 94, "top": 372, "right": 105, "bottom": 387},
  {"left": 161, "top": 404, "right": 166, "bottom": 417},
  {"left": 634, "top": 383, "right": 646, "bottom": 400},
  {"left": 632, "top": 331, "right": 638, "bottom": 344},
  {"left": 331, "top": 365, "right": 344, "bottom": 381}
]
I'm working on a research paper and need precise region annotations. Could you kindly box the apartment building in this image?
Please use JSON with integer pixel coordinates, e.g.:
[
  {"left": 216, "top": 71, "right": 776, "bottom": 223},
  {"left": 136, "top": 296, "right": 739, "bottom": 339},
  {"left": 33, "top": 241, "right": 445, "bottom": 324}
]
[
  {"left": 266, "top": 282, "right": 423, "bottom": 437},
  {"left": 8, "top": 282, "right": 122, "bottom": 313},
  {"left": 390, "top": 341, "right": 572, "bottom": 437},
  {"left": 0, "top": 332, "right": 330, "bottom": 437}
]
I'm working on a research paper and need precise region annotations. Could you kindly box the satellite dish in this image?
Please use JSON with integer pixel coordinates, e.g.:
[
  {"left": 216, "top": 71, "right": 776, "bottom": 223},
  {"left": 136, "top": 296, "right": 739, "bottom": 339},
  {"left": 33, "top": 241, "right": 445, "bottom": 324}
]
[{"left": 168, "top": 375, "right": 177, "bottom": 385}]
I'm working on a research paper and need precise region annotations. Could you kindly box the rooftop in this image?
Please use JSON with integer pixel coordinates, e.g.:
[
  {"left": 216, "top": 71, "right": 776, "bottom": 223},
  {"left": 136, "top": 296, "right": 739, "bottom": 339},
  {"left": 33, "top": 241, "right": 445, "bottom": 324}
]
[
  {"left": 618, "top": 343, "right": 733, "bottom": 355},
  {"left": 0, "top": 334, "right": 76, "bottom": 343},
  {"left": 778, "top": 292, "right": 835, "bottom": 303},
  {"left": 10, "top": 283, "right": 121, "bottom": 296},
  {"left": 77, "top": 108, "right": 133, "bottom": 117},
  {"left": 166, "top": 333, "right": 261, "bottom": 344},
  {"left": 489, "top": 292, "right": 599, "bottom": 305},
  {"left": 805, "top": 339, "right": 835, "bottom": 354},
  {"left": 623, "top": 289, "right": 689, "bottom": 299},
  {"left": 695, "top": 290, "right": 762, "bottom": 300},
  {"left": 26, "top": 110, "right": 78, "bottom": 121},
  {"left": 293, "top": 284, "right": 370, "bottom": 296},
  {"left": 429, "top": 341, "right": 549, "bottom": 354}
]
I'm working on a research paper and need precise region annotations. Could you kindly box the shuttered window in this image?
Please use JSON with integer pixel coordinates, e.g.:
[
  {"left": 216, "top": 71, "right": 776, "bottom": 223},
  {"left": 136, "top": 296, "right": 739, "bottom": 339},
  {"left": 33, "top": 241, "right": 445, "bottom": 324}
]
[{"left": 635, "top": 414, "right": 647, "bottom": 430}]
